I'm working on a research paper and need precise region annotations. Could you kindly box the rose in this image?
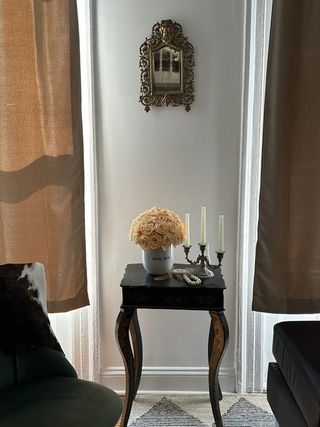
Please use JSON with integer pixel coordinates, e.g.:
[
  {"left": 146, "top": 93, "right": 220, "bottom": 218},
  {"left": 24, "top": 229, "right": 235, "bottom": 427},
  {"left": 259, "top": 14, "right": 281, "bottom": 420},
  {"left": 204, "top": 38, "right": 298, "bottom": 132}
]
[
  {"left": 155, "top": 221, "right": 169, "bottom": 234},
  {"left": 150, "top": 233, "right": 162, "bottom": 249},
  {"left": 173, "top": 233, "right": 183, "bottom": 246},
  {"left": 131, "top": 232, "right": 140, "bottom": 244},
  {"left": 141, "top": 223, "right": 155, "bottom": 235},
  {"left": 138, "top": 235, "right": 152, "bottom": 250},
  {"left": 169, "top": 221, "right": 180, "bottom": 234},
  {"left": 161, "top": 233, "right": 174, "bottom": 248}
]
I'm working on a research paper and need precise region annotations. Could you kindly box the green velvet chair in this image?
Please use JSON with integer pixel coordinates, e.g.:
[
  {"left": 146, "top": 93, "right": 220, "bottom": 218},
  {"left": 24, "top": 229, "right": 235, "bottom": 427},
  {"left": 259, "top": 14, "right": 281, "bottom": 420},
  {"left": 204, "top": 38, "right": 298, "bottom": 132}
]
[{"left": 0, "top": 263, "right": 122, "bottom": 427}]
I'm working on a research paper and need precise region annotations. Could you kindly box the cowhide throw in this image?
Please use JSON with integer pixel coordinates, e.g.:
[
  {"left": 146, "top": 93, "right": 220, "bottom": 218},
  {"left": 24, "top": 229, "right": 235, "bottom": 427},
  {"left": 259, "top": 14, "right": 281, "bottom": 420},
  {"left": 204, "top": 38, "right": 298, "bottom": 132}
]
[{"left": 0, "top": 263, "right": 62, "bottom": 354}]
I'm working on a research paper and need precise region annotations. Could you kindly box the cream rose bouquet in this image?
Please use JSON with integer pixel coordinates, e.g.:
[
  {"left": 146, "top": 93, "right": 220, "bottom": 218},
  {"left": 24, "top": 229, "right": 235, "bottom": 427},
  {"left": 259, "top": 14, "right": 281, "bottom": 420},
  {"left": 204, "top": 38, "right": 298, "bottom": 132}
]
[{"left": 129, "top": 207, "right": 186, "bottom": 250}]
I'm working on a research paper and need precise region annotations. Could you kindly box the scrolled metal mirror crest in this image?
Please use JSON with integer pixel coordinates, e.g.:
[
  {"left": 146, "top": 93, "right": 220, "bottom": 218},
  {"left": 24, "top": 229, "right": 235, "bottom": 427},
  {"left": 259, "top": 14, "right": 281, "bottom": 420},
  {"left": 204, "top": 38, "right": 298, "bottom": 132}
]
[{"left": 139, "top": 20, "right": 195, "bottom": 112}]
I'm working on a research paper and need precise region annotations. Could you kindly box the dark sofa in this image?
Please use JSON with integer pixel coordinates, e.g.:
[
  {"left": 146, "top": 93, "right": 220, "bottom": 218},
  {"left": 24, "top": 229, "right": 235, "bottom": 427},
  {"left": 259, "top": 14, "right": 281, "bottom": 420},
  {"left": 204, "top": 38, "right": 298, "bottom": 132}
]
[{"left": 267, "top": 321, "right": 320, "bottom": 427}]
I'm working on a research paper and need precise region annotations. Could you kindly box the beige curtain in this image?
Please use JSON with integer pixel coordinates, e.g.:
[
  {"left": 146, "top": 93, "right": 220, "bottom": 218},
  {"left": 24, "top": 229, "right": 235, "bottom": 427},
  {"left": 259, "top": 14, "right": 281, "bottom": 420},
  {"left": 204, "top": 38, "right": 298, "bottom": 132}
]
[
  {"left": 0, "top": 0, "right": 88, "bottom": 312},
  {"left": 253, "top": 0, "right": 320, "bottom": 313}
]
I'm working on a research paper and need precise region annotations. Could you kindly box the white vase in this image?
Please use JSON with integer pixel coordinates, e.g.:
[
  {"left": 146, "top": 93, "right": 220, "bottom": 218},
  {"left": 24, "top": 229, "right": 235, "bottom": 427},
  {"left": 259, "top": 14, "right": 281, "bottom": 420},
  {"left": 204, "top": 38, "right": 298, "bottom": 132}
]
[{"left": 142, "top": 245, "right": 174, "bottom": 275}]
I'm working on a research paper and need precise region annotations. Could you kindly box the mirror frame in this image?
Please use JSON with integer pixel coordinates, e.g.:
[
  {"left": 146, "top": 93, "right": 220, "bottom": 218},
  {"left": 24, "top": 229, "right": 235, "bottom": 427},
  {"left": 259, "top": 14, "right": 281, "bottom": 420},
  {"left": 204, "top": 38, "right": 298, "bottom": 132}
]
[{"left": 139, "top": 20, "right": 195, "bottom": 112}]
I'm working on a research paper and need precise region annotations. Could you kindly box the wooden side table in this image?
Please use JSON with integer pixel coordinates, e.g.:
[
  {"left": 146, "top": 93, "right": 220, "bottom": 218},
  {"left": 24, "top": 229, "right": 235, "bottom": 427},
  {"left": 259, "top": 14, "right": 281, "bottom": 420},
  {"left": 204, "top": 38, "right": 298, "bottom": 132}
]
[{"left": 115, "top": 263, "right": 229, "bottom": 427}]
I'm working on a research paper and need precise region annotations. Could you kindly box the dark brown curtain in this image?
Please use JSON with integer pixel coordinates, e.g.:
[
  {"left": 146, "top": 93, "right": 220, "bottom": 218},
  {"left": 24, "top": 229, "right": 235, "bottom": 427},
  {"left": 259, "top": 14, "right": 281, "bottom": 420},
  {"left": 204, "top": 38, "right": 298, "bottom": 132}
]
[
  {"left": 253, "top": 0, "right": 320, "bottom": 314},
  {"left": 0, "top": 0, "right": 89, "bottom": 312}
]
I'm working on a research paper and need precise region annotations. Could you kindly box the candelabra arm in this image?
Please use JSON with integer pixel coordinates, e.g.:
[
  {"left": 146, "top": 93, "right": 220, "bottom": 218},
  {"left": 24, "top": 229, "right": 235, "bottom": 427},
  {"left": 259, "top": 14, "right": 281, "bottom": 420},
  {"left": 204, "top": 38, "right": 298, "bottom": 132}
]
[
  {"left": 195, "top": 254, "right": 202, "bottom": 264},
  {"left": 185, "top": 256, "right": 195, "bottom": 265},
  {"left": 183, "top": 245, "right": 197, "bottom": 265},
  {"left": 216, "top": 251, "right": 225, "bottom": 267}
]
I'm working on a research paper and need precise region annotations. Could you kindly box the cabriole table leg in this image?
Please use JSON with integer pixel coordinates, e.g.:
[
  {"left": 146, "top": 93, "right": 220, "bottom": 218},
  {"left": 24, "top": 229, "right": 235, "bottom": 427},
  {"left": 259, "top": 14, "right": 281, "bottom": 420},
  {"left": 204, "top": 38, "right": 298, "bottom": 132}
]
[
  {"left": 129, "top": 310, "right": 143, "bottom": 399},
  {"left": 115, "top": 308, "right": 136, "bottom": 427},
  {"left": 208, "top": 310, "right": 229, "bottom": 427}
]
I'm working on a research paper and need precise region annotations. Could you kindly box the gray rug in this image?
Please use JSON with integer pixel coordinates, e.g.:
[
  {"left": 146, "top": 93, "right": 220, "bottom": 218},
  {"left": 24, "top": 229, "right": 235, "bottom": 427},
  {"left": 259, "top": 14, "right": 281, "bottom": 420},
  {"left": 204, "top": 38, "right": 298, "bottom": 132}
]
[
  {"left": 129, "top": 397, "right": 206, "bottom": 426},
  {"left": 129, "top": 396, "right": 276, "bottom": 427},
  {"left": 222, "top": 397, "right": 275, "bottom": 427}
]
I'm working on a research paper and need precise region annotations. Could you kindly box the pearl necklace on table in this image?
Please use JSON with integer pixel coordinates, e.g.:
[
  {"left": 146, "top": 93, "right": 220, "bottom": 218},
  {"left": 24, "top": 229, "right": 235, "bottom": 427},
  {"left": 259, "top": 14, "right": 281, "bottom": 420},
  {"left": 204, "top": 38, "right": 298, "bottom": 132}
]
[{"left": 171, "top": 268, "right": 202, "bottom": 286}]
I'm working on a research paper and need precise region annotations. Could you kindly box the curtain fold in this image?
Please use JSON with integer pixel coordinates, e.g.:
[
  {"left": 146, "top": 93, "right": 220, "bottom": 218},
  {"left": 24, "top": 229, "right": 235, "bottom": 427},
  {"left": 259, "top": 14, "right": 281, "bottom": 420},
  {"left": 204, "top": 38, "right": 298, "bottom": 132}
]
[
  {"left": 0, "top": 0, "right": 88, "bottom": 312},
  {"left": 253, "top": 0, "right": 320, "bottom": 314}
]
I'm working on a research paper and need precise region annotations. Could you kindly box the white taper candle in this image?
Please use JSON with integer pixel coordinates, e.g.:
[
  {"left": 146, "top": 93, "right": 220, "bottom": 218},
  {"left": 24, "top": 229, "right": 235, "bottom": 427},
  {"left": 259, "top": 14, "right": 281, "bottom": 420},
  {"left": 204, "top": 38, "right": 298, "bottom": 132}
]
[
  {"left": 184, "top": 213, "right": 190, "bottom": 246},
  {"left": 218, "top": 214, "right": 224, "bottom": 252},
  {"left": 199, "top": 206, "right": 206, "bottom": 245}
]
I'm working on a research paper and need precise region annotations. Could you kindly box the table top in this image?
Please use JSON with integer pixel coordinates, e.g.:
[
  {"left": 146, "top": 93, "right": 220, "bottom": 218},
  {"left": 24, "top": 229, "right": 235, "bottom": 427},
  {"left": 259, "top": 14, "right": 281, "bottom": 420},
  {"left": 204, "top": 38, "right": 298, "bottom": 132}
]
[
  {"left": 120, "top": 264, "right": 226, "bottom": 311},
  {"left": 121, "top": 263, "right": 226, "bottom": 290}
]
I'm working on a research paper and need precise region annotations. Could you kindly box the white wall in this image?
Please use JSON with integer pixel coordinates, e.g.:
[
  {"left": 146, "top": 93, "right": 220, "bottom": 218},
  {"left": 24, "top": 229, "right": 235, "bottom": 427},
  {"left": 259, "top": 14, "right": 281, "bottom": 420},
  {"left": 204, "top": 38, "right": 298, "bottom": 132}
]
[{"left": 94, "top": 0, "right": 245, "bottom": 393}]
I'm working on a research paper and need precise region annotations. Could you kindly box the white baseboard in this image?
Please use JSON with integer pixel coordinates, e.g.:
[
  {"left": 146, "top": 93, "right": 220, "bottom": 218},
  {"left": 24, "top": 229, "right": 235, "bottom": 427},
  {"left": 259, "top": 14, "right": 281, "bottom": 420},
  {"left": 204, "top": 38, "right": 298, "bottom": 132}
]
[{"left": 100, "top": 366, "right": 235, "bottom": 394}]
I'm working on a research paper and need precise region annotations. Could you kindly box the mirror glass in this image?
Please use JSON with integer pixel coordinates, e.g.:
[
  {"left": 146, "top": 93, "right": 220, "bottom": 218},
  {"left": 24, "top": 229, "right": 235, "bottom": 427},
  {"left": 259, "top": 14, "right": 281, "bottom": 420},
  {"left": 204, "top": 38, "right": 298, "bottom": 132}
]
[{"left": 152, "top": 47, "right": 182, "bottom": 93}]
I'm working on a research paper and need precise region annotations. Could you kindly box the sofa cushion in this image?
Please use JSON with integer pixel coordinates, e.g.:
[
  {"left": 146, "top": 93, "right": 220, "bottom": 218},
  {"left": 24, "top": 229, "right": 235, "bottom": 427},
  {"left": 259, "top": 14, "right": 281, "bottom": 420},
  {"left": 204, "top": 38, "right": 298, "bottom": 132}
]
[
  {"left": 273, "top": 321, "right": 320, "bottom": 427},
  {"left": 0, "top": 347, "right": 77, "bottom": 390},
  {"left": 15, "top": 347, "right": 77, "bottom": 383},
  {"left": 0, "top": 377, "right": 122, "bottom": 427},
  {"left": 267, "top": 362, "right": 308, "bottom": 427}
]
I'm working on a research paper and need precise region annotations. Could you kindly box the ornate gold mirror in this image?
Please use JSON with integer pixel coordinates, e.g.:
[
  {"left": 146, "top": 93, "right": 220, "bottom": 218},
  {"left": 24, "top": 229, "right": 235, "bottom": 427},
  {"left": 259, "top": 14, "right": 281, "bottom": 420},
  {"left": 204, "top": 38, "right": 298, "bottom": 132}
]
[{"left": 139, "top": 20, "right": 195, "bottom": 112}]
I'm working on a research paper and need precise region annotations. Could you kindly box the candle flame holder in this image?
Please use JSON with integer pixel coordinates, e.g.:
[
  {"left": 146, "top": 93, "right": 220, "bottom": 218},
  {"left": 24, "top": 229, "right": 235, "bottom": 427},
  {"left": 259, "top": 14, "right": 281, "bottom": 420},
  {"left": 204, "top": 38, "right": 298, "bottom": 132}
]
[{"left": 183, "top": 244, "right": 225, "bottom": 279}]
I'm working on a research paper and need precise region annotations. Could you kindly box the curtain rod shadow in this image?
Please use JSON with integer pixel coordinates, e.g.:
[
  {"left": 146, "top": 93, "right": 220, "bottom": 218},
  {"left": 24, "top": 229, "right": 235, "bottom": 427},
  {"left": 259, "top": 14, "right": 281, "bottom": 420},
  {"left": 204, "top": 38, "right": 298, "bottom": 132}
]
[{"left": 0, "top": 155, "right": 79, "bottom": 203}]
